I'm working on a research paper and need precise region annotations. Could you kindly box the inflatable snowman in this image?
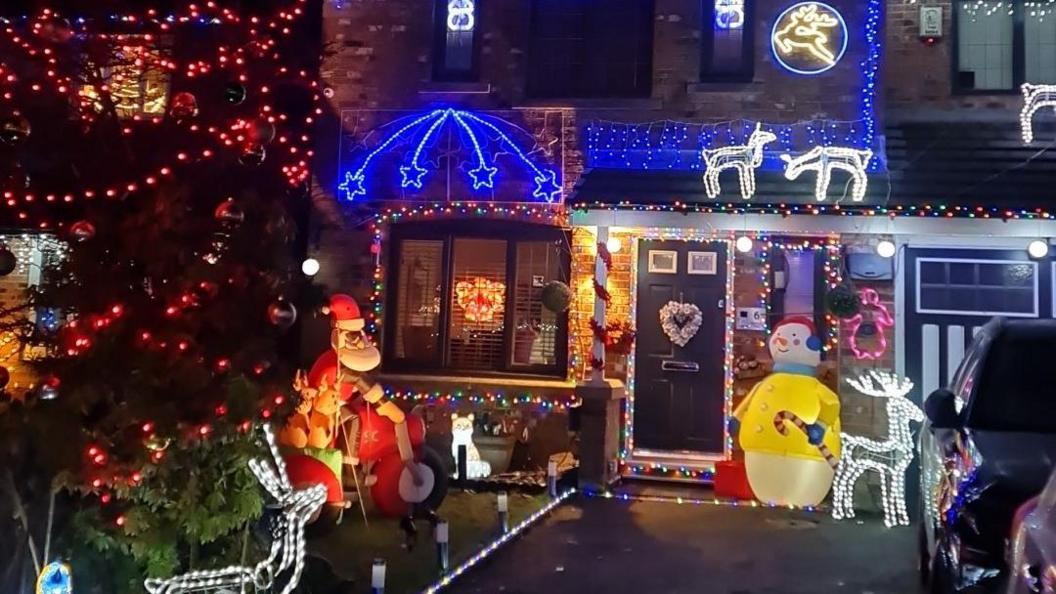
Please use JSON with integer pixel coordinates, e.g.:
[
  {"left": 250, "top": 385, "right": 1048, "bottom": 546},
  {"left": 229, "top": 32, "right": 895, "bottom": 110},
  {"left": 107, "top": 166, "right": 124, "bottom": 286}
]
[{"left": 730, "top": 317, "right": 841, "bottom": 507}]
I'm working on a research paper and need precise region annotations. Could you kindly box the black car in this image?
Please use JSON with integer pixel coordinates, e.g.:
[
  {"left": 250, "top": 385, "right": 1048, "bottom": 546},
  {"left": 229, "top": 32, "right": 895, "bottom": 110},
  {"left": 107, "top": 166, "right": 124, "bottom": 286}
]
[{"left": 919, "top": 318, "right": 1056, "bottom": 593}]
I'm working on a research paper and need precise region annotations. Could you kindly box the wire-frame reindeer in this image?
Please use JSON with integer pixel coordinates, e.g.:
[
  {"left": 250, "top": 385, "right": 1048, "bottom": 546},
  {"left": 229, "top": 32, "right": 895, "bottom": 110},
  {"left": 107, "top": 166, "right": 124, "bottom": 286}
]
[
  {"left": 702, "top": 123, "right": 776, "bottom": 200},
  {"left": 143, "top": 425, "right": 327, "bottom": 594},
  {"left": 832, "top": 370, "right": 924, "bottom": 528}
]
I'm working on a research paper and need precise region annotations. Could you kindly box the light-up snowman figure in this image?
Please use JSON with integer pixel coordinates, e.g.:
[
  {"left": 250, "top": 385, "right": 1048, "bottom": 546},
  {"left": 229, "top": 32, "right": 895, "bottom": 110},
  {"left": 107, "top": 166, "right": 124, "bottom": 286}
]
[{"left": 731, "top": 317, "right": 842, "bottom": 507}]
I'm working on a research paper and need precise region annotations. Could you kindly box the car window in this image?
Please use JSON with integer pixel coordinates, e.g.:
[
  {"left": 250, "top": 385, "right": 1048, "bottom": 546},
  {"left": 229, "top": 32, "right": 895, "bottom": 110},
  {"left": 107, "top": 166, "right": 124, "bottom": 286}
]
[
  {"left": 966, "top": 329, "right": 1056, "bottom": 433},
  {"left": 951, "top": 333, "right": 987, "bottom": 411}
]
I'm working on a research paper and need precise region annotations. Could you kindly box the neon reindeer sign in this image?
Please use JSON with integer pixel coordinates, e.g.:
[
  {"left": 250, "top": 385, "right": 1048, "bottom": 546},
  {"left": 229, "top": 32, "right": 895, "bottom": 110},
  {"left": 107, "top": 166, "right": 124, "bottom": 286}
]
[{"left": 771, "top": 2, "right": 848, "bottom": 75}]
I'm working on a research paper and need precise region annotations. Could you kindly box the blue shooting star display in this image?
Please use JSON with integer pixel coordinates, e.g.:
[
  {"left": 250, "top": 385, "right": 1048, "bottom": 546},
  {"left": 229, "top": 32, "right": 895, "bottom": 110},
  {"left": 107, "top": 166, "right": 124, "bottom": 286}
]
[{"left": 338, "top": 108, "right": 562, "bottom": 203}]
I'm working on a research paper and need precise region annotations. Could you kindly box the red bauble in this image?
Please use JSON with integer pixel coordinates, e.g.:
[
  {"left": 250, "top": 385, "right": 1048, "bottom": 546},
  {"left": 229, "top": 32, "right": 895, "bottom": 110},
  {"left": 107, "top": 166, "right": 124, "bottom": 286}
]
[
  {"left": 170, "top": 92, "right": 199, "bottom": 119},
  {"left": 70, "top": 220, "right": 96, "bottom": 241}
]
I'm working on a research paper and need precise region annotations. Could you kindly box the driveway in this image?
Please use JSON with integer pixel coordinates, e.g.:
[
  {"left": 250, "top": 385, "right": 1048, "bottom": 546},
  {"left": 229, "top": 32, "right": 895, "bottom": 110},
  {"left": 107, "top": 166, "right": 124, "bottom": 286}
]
[{"left": 452, "top": 487, "right": 921, "bottom": 594}]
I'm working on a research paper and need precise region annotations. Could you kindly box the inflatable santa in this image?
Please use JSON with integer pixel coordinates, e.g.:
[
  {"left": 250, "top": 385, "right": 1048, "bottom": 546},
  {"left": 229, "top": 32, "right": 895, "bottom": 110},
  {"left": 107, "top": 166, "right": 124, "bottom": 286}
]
[{"left": 730, "top": 317, "right": 842, "bottom": 507}]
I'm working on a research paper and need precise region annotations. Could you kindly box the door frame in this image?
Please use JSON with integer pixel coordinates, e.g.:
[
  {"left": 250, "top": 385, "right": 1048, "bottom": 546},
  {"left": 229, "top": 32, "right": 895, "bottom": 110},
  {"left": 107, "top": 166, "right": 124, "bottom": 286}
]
[{"left": 623, "top": 233, "right": 736, "bottom": 464}]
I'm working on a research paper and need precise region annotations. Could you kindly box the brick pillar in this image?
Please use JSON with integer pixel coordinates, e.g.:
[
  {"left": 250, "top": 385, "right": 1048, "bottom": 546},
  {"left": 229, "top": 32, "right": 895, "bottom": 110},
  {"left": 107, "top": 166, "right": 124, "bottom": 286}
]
[{"left": 575, "top": 379, "right": 625, "bottom": 491}]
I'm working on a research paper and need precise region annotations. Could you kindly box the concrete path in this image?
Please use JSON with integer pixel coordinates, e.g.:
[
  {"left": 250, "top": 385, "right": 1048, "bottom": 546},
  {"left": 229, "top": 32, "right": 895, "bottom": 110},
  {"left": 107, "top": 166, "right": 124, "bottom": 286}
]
[{"left": 452, "top": 491, "right": 921, "bottom": 594}]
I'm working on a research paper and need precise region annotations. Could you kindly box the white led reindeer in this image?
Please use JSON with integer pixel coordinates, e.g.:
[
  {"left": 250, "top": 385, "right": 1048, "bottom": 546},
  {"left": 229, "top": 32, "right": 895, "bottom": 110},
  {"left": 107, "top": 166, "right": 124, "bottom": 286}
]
[
  {"left": 832, "top": 371, "right": 924, "bottom": 528},
  {"left": 702, "top": 124, "right": 777, "bottom": 200},
  {"left": 144, "top": 425, "right": 327, "bottom": 594},
  {"left": 1020, "top": 83, "right": 1056, "bottom": 144},
  {"left": 781, "top": 146, "right": 872, "bottom": 202}
]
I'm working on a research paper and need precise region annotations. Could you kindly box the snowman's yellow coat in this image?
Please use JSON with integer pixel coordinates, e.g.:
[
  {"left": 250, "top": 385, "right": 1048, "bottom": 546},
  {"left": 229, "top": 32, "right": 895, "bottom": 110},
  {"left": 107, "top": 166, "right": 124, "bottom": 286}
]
[{"left": 733, "top": 372, "right": 841, "bottom": 461}]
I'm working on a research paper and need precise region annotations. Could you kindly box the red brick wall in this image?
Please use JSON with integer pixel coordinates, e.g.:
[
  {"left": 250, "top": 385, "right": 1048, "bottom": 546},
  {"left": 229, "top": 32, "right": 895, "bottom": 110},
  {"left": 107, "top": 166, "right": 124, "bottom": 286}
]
[{"left": 886, "top": 1, "right": 1021, "bottom": 111}]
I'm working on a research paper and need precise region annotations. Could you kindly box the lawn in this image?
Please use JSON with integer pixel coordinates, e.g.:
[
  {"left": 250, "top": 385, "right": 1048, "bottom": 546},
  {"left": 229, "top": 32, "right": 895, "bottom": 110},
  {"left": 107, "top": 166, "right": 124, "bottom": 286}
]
[{"left": 307, "top": 489, "right": 553, "bottom": 593}]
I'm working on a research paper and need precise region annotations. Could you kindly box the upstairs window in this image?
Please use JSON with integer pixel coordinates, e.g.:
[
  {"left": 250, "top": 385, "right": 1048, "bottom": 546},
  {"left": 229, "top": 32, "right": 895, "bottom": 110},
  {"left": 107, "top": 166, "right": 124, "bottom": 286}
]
[
  {"left": 528, "top": 0, "right": 654, "bottom": 98},
  {"left": 433, "top": 0, "right": 480, "bottom": 81},
  {"left": 955, "top": 0, "right": 1056, "bottom": 91},
  {"left": 702, "top": 0, "right": 754, "bottom": 81}
]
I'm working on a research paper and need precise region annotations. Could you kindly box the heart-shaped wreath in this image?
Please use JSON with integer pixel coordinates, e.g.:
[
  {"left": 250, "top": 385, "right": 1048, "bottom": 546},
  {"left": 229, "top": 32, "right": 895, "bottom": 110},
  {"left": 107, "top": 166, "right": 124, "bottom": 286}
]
[{"left": 658, "top": 301, "right": 703, "bottom": 347}]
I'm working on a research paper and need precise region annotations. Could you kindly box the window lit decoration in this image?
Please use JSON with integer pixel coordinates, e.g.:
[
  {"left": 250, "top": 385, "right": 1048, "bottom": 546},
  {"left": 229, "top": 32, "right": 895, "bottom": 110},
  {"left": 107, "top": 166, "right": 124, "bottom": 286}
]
[
  {"left": 715, "top": 0, "right": 746, "bottom": 29},
  {"left": 1020, "top": 83, "right": 1056, "bottom": 144},
  {"left": 338, "top": 108, "right": 562, "bottom": 203},
  {"left": 833, "top": 371, "right": 924, "bottom": 528},
  {"left": 846, "top": 288, "right": 893, "bottom": 360},
  {"left": 78, "top": 40, "right": 170, "bottom": 119},
  {"left": 702, "top": 124, "right": 776, "bottom": 200},
  {"left": 446, "top": 0, "right": 475, "bottom": 32},
  {"left": 781, "top": 146, "right": 873, "bottom": 202},
  {"left": 771, "top": 2, "right": 848, "bottom": 75},
  {"left": 143, "top": 425, "right": 326, "bottom": 594},
  {"left": 36, "top": 562, "right": 72, "bottom": 594},
  {"left": 454, "top": 277, "right": 506, "bottom": 323}
]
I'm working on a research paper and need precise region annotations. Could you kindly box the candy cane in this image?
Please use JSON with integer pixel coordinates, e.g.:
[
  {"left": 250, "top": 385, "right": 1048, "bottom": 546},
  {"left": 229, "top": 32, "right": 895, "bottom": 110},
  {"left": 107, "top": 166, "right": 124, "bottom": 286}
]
[{"left": 773, "top": 411, "right": 838, "bottom": 469}]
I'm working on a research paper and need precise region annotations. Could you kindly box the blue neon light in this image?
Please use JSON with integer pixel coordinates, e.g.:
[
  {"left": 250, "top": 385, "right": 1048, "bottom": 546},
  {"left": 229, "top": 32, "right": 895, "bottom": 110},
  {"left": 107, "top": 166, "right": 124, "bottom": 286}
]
[
  {"left": 860, "top": 0, "right": 882, "bottom": 167},
  {"left": 770, "top": 2, "right": 849, "bottom": 76},
  {"left": 714, "top": 0, "right": 745, "bottom": 30},
  {"left": 338, "top": 108, "right": 561, "bottom": 203}
]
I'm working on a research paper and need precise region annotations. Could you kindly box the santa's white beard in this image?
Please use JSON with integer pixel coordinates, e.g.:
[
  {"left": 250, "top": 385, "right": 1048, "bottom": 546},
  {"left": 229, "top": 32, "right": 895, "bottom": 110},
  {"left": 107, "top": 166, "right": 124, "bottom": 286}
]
[{"left": 339, "top": 346, "right": 381, "bottom": 373}]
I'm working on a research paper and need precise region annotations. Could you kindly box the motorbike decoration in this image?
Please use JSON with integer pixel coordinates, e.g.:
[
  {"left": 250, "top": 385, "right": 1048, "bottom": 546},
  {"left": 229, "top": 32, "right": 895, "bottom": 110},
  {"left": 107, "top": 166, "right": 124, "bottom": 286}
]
[
  {"left": 143, "top": 425, "right": 326, "bottom": 594},
  {"left": 730, "top": 316, "right": 842, "bottom": 507},
  {"left": 832, "top": 371, "right": 924, "bottom": 527},
  {"left": 278, "top": 294, "right": 448, "bottom": 528}
]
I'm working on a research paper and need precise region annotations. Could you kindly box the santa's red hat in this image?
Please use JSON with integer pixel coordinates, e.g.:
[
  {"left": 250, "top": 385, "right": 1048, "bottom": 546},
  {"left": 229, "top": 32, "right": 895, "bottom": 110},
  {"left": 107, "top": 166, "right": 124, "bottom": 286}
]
[
  {"left": 322, "top": 294, "right": 364, "bottom": 331},
  {"left": 773, "top": 316, "right": 816, "bottom": 336}
]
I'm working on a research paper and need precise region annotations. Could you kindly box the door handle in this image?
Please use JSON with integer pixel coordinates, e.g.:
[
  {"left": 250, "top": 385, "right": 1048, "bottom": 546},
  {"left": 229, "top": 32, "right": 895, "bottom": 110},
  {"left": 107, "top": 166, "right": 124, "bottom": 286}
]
[{"left": 662, "top": 360, "right": 700, "bottom": 373}]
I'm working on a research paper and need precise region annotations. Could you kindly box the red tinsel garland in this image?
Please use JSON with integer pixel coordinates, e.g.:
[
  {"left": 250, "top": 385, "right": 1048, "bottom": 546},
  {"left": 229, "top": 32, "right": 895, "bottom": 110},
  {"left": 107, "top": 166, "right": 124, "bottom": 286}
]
[{"left": 589, "top": 242, "right": 614, "bottom": 371}]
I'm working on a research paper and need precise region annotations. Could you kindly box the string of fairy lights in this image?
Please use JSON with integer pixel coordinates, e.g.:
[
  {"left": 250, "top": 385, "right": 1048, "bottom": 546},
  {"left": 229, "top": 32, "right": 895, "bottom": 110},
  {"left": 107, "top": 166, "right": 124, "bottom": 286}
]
[{"left": 0, "top": 0, "right": 319, "bottom": 228}]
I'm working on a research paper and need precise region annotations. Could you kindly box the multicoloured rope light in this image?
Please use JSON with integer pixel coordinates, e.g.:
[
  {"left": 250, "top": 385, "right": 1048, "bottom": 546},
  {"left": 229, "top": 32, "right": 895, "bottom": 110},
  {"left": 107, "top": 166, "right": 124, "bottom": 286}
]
[
  {"left": 581, "top": 488, "right": 823, "bottom": 513},
  {"left": 385, "top": 388, "right": 578, "bottom": 411},
  {"left": 573, "top": 201, "right": 1056, "bottom": 221}
]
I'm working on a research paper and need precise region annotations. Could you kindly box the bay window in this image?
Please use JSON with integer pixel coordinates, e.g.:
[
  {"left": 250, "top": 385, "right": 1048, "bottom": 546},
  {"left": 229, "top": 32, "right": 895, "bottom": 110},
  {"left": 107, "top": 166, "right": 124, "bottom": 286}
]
[{"left": 385, "top": 222, "right": 569, "bottom": 377}]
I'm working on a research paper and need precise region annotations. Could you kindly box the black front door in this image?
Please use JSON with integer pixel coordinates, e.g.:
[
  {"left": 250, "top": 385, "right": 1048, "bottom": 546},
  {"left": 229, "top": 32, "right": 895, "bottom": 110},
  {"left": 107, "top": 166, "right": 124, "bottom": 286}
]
[{"left": 633, "top": 240, "right": 728, "bottom": 454}]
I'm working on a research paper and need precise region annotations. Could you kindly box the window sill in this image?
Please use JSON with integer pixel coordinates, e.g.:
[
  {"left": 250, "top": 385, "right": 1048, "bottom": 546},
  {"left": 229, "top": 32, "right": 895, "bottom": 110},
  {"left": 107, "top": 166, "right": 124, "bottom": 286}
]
[
  {"left": 378, "top": 372, "right": 576, "bottom": 393},
  {"left": 418, "top": 82, "right": 492, "bottom": 95},
  {"left": 516, "top": 97, "right": 663, "bottom": 110},
  {"left": 687, "top": 81, "right": 761, "bottom": 94}
]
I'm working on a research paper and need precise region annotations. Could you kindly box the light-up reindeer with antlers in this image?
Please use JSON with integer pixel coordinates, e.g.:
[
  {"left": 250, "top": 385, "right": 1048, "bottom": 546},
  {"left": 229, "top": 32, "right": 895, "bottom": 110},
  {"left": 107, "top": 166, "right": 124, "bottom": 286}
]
[
  {"left": 832, "top": 371, "right": 924, "bottom": 528},
  {"left": 781, "top": 146, "right": 873, "bottom": 202},
  {"left": 702, "top": 124, "right": 777, "bottom": 200},
  {"left": 773, "top": 3, "right": 841, "bottom": 66},
  {"left": 144, "top": 425, "right": 327, "bottom": 594},
  {"left": 1020, "top": 83, "right": 1056, "bottom": 144}
]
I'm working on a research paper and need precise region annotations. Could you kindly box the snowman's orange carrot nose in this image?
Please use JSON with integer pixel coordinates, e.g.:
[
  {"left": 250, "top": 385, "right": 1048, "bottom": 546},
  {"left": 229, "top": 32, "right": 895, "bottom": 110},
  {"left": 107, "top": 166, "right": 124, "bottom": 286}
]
[{"left": 774, "top": 336, "right": 789, "bottom": 347}]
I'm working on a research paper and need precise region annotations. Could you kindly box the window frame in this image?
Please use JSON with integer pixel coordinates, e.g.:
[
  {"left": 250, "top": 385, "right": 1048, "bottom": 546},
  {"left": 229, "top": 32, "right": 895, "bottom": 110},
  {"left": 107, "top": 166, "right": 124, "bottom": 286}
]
[
  {"left": 700, "top": 0, "right": 755, "bottom": 82},
  {"left": 951, "top": 0, "right": 1027, "bottom": 95},
  {"left": 526, "top": 0, "right": 655, "bottom": 99},
  {"left": 432, "top": 0, "right": 482, "bottom": 82},
  {"left": 383, "top": 220, "right": 571, "bottom": 379}
]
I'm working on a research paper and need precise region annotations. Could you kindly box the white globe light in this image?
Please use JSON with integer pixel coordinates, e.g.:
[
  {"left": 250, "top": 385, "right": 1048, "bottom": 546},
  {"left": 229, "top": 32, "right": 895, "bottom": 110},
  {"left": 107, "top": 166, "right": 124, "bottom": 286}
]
[
  {"left": 1028, "top": 240, "right": 1050, "bottom": 259},
  {"left": 876, "top": 240, "right": 896, "bottom": 258},
  {"left": 735, "top": 236, "right": 754, "bottom": 253},
  {"left": 301, "top": 258, "right": 320, "bottom": 276},
  {"left": 605, "top": 237, "right": 622, "bottom": 254}
]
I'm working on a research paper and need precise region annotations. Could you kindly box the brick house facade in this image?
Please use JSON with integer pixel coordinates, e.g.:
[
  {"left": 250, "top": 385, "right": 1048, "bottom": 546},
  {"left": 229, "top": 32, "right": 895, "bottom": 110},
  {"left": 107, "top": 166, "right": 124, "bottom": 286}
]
[{"left": 310, "top": 0, "right": 1056, "bottom": 502}]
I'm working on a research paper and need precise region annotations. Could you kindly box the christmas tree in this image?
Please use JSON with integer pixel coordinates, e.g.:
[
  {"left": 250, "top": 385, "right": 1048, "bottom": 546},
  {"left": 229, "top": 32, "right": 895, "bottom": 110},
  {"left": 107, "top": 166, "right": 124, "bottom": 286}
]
[{"left": 0, "top": 1, "right": 321, "bottom": 590}]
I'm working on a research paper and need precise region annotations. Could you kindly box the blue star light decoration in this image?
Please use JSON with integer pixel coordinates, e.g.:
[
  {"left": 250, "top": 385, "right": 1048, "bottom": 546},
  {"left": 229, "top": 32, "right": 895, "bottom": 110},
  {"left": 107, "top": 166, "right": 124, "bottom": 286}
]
[
  {"left": 36, "top": 562, "right": 73, "bottom": 594},
  {"left": 338, "top": 108, "right": 561, "bottom": 203}
]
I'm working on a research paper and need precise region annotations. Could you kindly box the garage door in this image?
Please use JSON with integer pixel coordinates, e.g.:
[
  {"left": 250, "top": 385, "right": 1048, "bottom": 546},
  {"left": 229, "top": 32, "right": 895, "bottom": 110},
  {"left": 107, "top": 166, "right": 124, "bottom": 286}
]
[{"left": 904, "top": 247, "right": 1053, "bottom": 404}]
